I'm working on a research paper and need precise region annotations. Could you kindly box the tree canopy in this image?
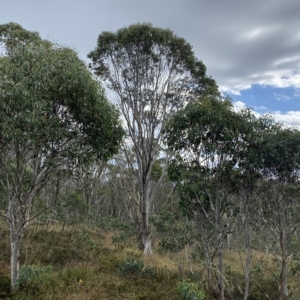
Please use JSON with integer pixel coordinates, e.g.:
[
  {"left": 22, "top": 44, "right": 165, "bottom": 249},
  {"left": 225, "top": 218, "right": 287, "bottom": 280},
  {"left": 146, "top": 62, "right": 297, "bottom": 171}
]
[
  {"left": 0, "top": 23, "right": 124, "bottom": 289},
  {"left": 88, "top": 23, "right": 219, "bottom": 254}
]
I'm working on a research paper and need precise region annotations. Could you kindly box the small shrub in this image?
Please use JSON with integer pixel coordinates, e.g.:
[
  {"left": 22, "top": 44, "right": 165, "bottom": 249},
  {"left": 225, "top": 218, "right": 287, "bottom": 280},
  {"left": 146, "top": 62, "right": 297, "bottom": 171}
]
[
  {"left": 98, "top": 250, "right": 121, "bottom": 272},
  {"left": 61, "top": 266, "right": 95, "bottom": 286},
  {"left": 112, "top": 231, "right": 128, "bottom": 249},
  {"left": 98, "top": 216, "right": 135, "bottom": 236},
  {"left": 0, "top": 272, "right": 10, "bottom": 295},
  {"left": 77, "top": 228, "right": 96, "bottom": 249},
  {"left": 118, "top": 258, "right": 144, "bottom": 276},
  {"left": 290, "top": 259, "right": 300, "bottom": 275},
  {"left": 151, "top": 209, "right": 195, "bottom": 252},
  {"left": 248, "top": 275, "right": 279, "bottom": 300},
  {"left": 142, "top": 266, "right": 157, "bottom": 278},
  {"left": 178, "top": 278, "right": 205, "bottom": 300},
  {"left": 16, "top": 265, "right": 52, "bottom": 292}
]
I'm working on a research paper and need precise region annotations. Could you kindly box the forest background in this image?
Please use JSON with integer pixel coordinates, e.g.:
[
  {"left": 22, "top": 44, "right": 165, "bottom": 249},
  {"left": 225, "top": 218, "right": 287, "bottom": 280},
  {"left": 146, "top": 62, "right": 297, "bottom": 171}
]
[{"left": 1, "top": 22, "right": 300, "bottom": 300}]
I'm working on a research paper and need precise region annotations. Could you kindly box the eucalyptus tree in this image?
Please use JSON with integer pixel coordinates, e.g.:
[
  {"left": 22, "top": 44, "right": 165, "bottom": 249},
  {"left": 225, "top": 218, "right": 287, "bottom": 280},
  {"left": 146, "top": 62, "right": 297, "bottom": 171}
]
[
  {"left": 233, "top": 111, "right": 275, "bottom": 300},
  {"left": 88, "top": 23, "right": 218, "bottom": 254},
  {"left": 254, "top": 127, "right": 300, "bottom": 300},
  {"left": 0, "top": 23, "right": 123, "bottom": 290},
  {"left": 164, "top": 96, "right": 251, "bottom": 300}
]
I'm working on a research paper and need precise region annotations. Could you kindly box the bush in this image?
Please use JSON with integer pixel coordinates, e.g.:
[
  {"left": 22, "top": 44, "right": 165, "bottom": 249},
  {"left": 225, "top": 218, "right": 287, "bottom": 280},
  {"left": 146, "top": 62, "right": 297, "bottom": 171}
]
[
  {"left": 178, "top": 278, "right": 205, "bottom": 300},
  {"left": 142, "top": 266, "right": 157, "bottom": 278},
  {"left": 98, "top": 216, "right": 135, "bottom": 236},
  {"left": 0, "top": 272, "right": 10, "bottom": 295},
  {"left": 16, "top": 265, "right": 52, "bottom": 293},
  {"left": 118, "top": 258, "right": 144, "bottom": 277},
  {"left": 151, "top": 208, "right": 195, "bottom": 252},
  {"left": 112, "top": 231, "right": 129, "bottom": 249}
]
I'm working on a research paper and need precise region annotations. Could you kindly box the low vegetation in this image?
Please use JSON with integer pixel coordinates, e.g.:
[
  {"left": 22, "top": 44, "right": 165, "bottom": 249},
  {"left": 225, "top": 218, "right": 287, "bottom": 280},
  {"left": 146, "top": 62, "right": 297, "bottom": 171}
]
[{"left": 1, "top": 218, "right": 300, "bottom": 299}]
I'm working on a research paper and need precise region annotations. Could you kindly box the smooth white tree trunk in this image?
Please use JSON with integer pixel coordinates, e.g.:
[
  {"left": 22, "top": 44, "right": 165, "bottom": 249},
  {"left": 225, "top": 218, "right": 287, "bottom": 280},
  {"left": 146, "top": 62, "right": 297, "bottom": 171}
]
[
  {"left": 243, "top": 222, "right": 252, "bottom": 300},
  {"left": 279, "top": 230, "right": 288, "bottom": 300},
  {"left": 10, "top": 230, "right": 22, "bottom": 291},
  {"left": 8, "top": 201, "right": 24, "bottom": 291}
]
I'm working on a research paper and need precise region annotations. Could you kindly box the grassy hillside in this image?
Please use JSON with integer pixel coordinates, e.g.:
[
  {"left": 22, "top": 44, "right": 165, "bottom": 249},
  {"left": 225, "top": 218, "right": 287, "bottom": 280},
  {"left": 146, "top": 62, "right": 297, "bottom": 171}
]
[{"left": 0, "top": 221, "right": 299, "bottom": 299}]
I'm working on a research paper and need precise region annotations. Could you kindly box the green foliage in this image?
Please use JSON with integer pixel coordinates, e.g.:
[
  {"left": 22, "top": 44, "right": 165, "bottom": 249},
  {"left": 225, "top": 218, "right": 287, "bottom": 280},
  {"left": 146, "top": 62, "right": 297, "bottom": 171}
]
[
  {"left": 112, "top": 231, "right": 129, "bottom": 249},
  {"left": 24, "top": 228, "right": 101, "bottom": 266},
  {"left": 290, "top": 259, "right": 300, "bottom": 275},
  {"left": 248, "top": 275, "right": 279, "bottom": 300},
  {"left": 16, "top": 265, "right": 52, "bottom": 291},
  {"left": 178, "top": 278, "right": 205, "bottom": 300},
  {"left": 164, "top": 96, "right": 244, "bottom": 215},
  {"left": 0, "top": 22, "right": 123, "bottom": 290},
  {"left": 118, "top": 258, "right": 144, "bottom": 277},
  {"left": 259, "top": 127, "right": 300, "bottom": 180},
  {"left": 54, "top": 189, "right": 89, "bottom": 224},
  {"left": 0, "top": 272, "right": 10, "bottom": 296},
  {"left": 89, "top": 23, "right": 218, "bottom": 255},
  {"left": 88, "top": 23, "right": 218, "bottom": 101},
  {"left": 151, "top": 160, "right": 163, "bottom": 182},
  {"left": 98, "top": 249, "right": 122, "bottom": 272},
  {"left": 151, "top": 208, "right": 194, "bottom": 252},
  {"left": 142, "top": 266, "right": 157, "bottom": 278},
  {"left": 98, "top": 216, "right": 135, "bottom": 236},
  {"left": 117, "top": 258, "right": 159, "bottom": 279},
  {"left": 60, "top": 266, "right": 96, "bottom": 286},
  {"left": 0, "top": 22, "right": 43, "bottom": 55},
  {"left": 0, "top": 28, "right": 124, "bottom": 161}
]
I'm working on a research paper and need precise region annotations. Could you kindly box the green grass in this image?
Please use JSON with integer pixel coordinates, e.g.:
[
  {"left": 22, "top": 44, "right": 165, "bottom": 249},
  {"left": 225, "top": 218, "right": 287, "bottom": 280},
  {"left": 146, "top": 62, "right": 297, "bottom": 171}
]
[
  {"left": 0, "top": 225, "right": 183, "bottom": 300},
  {"left": 2, "top": 223, "right": 299, "bottom": 299}
]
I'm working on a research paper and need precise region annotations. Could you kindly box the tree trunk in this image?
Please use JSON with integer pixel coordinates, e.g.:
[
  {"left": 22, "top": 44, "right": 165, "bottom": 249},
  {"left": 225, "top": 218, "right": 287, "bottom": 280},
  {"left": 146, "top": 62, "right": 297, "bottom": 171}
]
[
  {"left": 217, "top": 230, "right": 224, "bottom": 300},
  {"left": 138, "top": 181, "right": 152, "bottom": 255},
  {"left": 216, "top": 201, "right": 224, "bottom": 300},
  {"left": 8, "top": 200, "right": 24, "bottom": 292},
  {"left": 243, "top": 222, "right": 252, "bottom": 300},
  {"left": 138, "top": 211, "right": 152, "bottom": 255},
  {"left": 10, "top": 229, "right": 22, "bottom": 292},
  {"left": 279, "top": 230, "right": 288, "bottom": 300},
  {"left": 205, "top": 247, "right": 212, "bottom": 288}
]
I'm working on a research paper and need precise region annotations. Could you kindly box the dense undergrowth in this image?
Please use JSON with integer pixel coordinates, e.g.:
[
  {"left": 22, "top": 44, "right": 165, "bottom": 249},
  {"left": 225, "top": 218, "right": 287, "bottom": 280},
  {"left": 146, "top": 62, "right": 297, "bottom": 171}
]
[{"left": 0, "top": 219, "right": 299, "bottom": 299}]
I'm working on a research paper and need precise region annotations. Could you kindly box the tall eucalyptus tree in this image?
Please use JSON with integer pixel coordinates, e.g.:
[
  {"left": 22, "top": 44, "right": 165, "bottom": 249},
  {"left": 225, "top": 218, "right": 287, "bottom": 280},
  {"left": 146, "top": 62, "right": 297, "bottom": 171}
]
[
  {"left": 88, "top": 23, "right": 218, "bottom": 254},
  {"left": 164, "top": 96, "right": 252, "bottom": 300},
  {"left": 255, "top": 127, "right": 300, "bottom": 300},
  {"left": 0, "top": 23, "right": 123, "bottom": 290}
]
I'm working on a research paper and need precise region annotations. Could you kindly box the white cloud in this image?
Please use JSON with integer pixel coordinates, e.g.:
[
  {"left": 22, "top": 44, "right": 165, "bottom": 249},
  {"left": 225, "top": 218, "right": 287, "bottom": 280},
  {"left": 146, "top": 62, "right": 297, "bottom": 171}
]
[
  {"left": 272, "top": 110, "right": 300, "bottom": 127},
  {"left": 257, "top": 106, "right": 267, "bottom": 110},
  {"left": 233, "top": 101, "right": 246, "bottom": 110},
  {"left": 294, "top": 89, "right": 300, "bottom": 97},
  {"left": 258, "top": 71, "right": 300, "bottom": 89},
  {"left": 233, "top": 101, "right": 300, "bottom": 128},
  {"left": 273, "top": 93, "right": 290, "bottom": 101}
]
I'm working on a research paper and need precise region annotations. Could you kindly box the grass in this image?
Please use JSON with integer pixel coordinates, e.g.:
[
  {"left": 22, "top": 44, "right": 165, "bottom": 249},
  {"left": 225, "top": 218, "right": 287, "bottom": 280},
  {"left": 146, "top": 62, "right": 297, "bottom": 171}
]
[
  {"left": 1, "top": 221, "right": 299, "bottom": 299},
  {"left": 0, "top": 224, "right": 182, "bottom": 300}
]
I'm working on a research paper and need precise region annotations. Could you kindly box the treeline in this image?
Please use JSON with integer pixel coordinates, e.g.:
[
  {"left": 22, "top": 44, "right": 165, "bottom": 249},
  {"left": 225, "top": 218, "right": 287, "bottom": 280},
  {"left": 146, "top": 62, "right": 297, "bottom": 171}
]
[{"left": 0, "top": 22, "right": 300, "bottom": 300}]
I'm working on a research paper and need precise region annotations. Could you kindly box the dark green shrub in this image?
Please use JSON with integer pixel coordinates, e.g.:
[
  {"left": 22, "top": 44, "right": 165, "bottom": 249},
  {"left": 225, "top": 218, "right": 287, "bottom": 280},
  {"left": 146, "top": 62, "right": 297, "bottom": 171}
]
[
  {"left": 118, "top": 258, "right": 144, "bottom": 276},
  {"left": 248, "top": 275, "right": 279, "bottom": 300},
  {"left": 98, "top": 216, "right": 135, "bottom": 236},
  {"left": 0, "top": 272, "right": 10, "bottom": 296},
  {"left": 290, "top": 259, "right": 300, "bottom": 275},
  {"left": 16, "top": 265, "right": 52, "bottom": 294},
  {"left": 142, "top": 266, "right": 157, "bottom": 278},
  {"left": 112, "top": 231, "right": 129, "bottom": 249},
  {"left": 98, "top": 250, "right": 121, "bottom": 272},
  {"left": 178, "top": 278, "right": 205, "bottom": 300},
  {"left": 151, "top": 208, "right": 195, "bottom": 252}
]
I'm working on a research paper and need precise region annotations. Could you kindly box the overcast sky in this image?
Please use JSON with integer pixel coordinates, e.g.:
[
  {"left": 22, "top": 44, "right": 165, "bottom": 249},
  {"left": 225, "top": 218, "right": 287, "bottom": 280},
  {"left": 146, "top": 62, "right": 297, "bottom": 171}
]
[{"left": 1, "top": 0, "right": 300, "bottom": 125}]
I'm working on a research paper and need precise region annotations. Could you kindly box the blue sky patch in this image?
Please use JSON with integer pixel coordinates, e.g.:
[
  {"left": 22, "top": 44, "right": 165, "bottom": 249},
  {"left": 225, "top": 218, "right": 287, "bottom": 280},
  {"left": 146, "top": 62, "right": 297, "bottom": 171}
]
[{"left": 230, "top": 84, "right": 300, "bottom": 114}]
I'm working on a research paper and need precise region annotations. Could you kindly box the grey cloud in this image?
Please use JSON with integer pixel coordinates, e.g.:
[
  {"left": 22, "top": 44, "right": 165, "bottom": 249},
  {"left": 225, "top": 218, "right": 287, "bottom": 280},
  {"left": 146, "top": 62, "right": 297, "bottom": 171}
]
[{"left": 1, "top": 0, "right": 300, "bottom": 93}]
